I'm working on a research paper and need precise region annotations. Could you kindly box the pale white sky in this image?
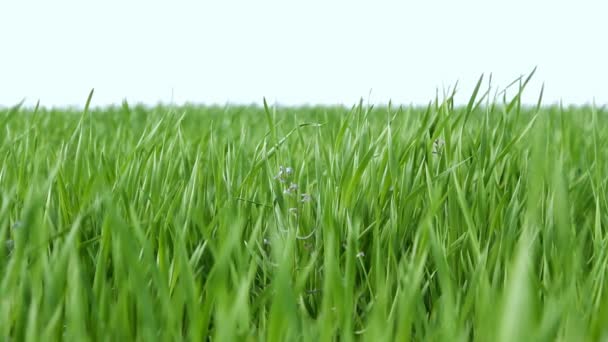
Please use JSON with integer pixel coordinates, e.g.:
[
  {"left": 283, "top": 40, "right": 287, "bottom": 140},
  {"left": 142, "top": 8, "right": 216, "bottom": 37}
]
[{"left": 1, "top": 1, "right": 606, "bottom": 108}]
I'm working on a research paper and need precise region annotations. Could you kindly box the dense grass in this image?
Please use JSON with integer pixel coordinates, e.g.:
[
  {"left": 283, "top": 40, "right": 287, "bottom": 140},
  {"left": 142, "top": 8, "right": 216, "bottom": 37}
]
[{"left": 1, "top": 81, "right": 608, "bottom": 341}]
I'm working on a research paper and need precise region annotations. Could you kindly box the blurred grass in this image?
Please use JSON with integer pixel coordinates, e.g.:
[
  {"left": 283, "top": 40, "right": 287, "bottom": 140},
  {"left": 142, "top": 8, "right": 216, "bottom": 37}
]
[{"left": 1, "top": 80, "right": 608, "bottom": 341}]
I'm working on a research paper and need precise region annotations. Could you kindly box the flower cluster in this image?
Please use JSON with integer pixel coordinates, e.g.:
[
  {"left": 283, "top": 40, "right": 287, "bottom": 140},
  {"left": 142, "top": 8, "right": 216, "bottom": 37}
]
[
  {"left": 267, "top": 165, "right": 317, "bottom": 245},
  {"left": 275, "top": 165, "right": 313, "bottom": 204},
  {"left": 274, "top": 165, "right": 314, "bottom": 217},
  {"left": 432, "top": 138, "right": 445, "bottom": 155}
]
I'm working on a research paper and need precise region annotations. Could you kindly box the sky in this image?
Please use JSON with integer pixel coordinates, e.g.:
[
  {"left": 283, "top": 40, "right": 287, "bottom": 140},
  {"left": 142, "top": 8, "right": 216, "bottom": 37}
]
[{"left": 1, "top": 1, "right": 606, "bottom": 108}]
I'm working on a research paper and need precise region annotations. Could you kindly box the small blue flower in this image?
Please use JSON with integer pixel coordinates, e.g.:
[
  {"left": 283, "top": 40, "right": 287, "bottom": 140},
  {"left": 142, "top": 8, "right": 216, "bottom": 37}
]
[
  {"left": 300, "top": 193, "right": 312, "bottom": 203},
  {"left": 274, "top": 166, "right": 295, "bottom": 183},
  {"left": 283, "top": 182, "right": 299, "bottom": 196},
  {"left": 432, "top": 138, "right": 445, "bottom": 155}
]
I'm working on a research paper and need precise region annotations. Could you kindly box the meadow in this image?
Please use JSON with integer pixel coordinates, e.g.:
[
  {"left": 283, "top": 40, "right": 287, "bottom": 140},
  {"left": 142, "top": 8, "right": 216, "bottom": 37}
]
[{"left": 1, "top": 76, "right": 608, "bottom": 341}]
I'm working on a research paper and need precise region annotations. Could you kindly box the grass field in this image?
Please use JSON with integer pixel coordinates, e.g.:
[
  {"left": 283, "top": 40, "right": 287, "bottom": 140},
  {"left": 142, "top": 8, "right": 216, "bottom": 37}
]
[{"left": 2, "top": 75, "right": 608, "bottom": 341}]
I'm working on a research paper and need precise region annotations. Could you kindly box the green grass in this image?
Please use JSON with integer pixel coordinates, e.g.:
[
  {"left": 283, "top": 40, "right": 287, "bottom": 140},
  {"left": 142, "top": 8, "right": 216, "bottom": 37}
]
[{"left": 1, "top": 77, "right": 608, "bottom": 341}]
